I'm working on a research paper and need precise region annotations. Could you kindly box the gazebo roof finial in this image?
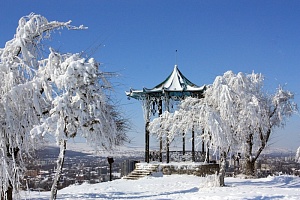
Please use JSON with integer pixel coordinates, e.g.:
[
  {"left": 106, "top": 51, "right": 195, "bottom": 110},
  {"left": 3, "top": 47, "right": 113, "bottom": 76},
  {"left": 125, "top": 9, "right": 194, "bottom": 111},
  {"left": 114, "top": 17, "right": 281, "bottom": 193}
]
[{"left": 175, "top": 49, "right": 178, "bottom": 66}]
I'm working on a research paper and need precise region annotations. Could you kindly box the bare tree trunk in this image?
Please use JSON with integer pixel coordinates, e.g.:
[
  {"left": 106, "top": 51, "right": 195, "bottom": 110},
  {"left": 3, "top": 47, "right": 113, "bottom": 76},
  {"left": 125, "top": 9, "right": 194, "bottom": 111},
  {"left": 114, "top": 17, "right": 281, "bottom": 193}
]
[
  {"left": 2, "top": 147, "right": 19, "bottom": 200},
  {"left": 2, "top": 181, "right": 12, "bottom": 200},
  {"left": 244, "top": 159, "right": 256, "bottom": 176},
  {"left": 50, "top": 140, "right": 66, "bottom": 200},
  {"left": 218, "top": 151, "right": 227, "bottom": 187},
  {"left": 243, "top": 129, "right": 271, "bottom": 177},
  {"left": 244, "top": 134, "right": 256, "bottom": 176}
]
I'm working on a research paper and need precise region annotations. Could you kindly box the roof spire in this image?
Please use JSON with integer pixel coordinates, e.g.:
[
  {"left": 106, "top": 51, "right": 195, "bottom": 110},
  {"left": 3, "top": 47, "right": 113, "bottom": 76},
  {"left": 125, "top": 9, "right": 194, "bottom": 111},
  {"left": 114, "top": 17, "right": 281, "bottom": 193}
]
[{"left": 175, "top": 49, "right": 178, "bottom": 67}]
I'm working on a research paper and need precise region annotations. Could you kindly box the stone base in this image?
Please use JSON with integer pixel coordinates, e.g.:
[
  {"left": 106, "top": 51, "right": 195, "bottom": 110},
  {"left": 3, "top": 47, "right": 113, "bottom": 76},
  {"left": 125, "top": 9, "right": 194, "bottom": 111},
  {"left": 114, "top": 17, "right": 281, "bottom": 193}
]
[
  {"left": 135, "top": 162, "right": 220, "bottom": 177},
  {"left": 159, "top": 162, "right": 219, "bottom": 176}
]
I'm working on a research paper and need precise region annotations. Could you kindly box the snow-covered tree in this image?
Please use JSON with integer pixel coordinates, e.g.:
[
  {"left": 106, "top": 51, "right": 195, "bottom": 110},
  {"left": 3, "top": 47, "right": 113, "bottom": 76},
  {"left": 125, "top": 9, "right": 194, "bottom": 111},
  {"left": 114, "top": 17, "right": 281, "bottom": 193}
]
[
  {"left": 0, "top": 13, "right": 127, "bottom": 200},
  {"left": 211, "top": 71, "right": 296, "bottom": 176},
  {"left": 150, "top": 71, "right": 297, "bottom": 185}
]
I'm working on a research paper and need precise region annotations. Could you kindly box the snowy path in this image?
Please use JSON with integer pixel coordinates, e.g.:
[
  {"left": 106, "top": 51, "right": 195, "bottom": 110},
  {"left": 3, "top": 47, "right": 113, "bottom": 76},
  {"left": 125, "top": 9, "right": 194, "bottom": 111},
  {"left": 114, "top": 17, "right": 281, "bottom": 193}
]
[{"left": 21, "top": 175, "right": 300, "bottom": 200}]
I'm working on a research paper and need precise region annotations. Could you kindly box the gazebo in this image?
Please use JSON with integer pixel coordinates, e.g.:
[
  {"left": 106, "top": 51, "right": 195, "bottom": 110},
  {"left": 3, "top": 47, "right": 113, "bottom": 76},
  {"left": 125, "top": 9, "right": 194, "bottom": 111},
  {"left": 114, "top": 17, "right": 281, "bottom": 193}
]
[{"left": 126, "top": 65, "right": 206, "bottom": 163}]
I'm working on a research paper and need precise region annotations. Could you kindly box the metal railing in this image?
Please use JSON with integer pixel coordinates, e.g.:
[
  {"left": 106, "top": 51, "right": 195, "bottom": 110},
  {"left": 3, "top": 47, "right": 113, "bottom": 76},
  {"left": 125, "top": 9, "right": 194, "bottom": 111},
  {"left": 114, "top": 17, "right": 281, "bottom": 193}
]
[{"left": 149, "top": 151, "right": 207, "bottom": 162}]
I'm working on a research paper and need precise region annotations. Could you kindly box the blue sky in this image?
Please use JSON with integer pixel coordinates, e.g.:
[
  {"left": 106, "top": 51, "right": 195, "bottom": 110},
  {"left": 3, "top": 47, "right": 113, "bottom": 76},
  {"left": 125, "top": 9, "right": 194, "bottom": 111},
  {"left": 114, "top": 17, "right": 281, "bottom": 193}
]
[{"left": 1, "top": 0, "right": 299, "bottom": 150}]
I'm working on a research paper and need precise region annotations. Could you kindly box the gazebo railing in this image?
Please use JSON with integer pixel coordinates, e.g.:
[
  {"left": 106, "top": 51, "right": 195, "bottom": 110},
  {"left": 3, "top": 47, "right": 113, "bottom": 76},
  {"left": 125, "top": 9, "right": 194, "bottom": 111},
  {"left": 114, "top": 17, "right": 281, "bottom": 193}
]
[{"left": 149, "top": 151, "right": 207, "bottom": 162}]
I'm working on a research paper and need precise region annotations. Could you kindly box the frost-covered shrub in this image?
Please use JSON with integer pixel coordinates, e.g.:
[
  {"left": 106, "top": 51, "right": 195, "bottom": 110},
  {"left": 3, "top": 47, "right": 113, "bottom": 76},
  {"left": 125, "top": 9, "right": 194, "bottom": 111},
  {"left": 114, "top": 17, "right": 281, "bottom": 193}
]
[{"left": 199, "top": 172, "right": 220, "bottom": 188}]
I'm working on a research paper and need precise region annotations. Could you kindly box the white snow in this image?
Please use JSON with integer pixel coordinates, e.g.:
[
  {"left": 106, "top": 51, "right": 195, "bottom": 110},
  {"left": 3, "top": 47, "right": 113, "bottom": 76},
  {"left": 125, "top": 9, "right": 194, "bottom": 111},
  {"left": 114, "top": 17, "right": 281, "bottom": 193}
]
[{"left": 21, "top": 175, "right": 300, "bottom": 199}]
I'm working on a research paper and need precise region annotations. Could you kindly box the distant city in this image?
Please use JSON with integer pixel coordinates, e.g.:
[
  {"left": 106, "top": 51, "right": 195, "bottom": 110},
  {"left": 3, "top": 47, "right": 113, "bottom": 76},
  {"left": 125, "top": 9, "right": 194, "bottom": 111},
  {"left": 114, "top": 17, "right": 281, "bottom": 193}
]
[
  {"left": 23, "top": 146, "right": 143, "bottom": 191},
  {"left": 23, "top": 146, "right": 300, "bottom": 191}
]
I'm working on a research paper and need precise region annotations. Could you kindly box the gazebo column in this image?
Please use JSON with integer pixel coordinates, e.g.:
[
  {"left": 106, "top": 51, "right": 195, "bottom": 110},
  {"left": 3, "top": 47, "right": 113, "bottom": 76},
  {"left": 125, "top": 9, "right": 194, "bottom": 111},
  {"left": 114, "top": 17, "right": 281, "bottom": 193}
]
[
  {"left": 159, "top": 99, "right": 163, "bottom": 162},
  {"left": 166, "top": 137, "right": 170, "bottom": 163},
  {"left": 207, "top": 148, "right": 210, "bottom": 163},
  {"left": 166, "top": 97, "right": 170, "bottom": 163},
  {"left": 192, "top": 127, "right": 195, "bottom": 162},
  {"left": 159, "top": 138, "right": 163, "bottom": 162},
  {"left": 201, "top": 129, "right": 205, "bottom": 162},
  {"left": 145, "top": 99, "right": 150, "bottom": 163},
  {"left": 206, "top": 133, "right": 210, "bottom": 163},
  {"left": 182, "top": 132, "right": 185, "bottom": 156},
  {"left": 145, "top": 120, "right": 150, "bottom": 163}
]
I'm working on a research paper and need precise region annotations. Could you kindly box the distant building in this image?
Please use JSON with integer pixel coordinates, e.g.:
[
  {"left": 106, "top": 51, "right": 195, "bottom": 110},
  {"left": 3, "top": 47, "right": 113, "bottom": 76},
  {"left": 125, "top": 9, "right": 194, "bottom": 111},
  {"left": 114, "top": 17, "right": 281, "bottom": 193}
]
[{"left": 98, "top": 166, "right": 108, "bottom": 175}]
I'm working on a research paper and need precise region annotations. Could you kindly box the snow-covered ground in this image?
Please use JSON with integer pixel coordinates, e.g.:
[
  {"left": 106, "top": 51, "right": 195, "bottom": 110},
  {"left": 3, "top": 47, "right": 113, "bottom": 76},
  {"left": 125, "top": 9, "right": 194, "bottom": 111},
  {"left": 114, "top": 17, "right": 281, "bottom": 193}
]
[{"left": 21, "top": 175, "right": 300, "bottom": 200}]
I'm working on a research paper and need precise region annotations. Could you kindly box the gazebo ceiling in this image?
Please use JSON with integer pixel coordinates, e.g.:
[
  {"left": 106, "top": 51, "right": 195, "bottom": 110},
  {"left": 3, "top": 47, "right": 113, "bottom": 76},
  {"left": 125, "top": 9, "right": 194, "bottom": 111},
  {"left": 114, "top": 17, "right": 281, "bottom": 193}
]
[{"left": 126, "top": 65, "right": 206, "bottom": 100}]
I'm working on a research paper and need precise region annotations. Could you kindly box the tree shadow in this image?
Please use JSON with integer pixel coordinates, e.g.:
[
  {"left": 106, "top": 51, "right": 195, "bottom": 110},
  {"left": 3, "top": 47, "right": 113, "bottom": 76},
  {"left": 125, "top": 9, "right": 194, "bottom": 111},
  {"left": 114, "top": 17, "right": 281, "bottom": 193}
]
[
  {"left": 243, "top": 195, "right": 286, "bottom": 200},
  {"left": 52, "top": 187, "right": 199, "bottom": 199}
]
